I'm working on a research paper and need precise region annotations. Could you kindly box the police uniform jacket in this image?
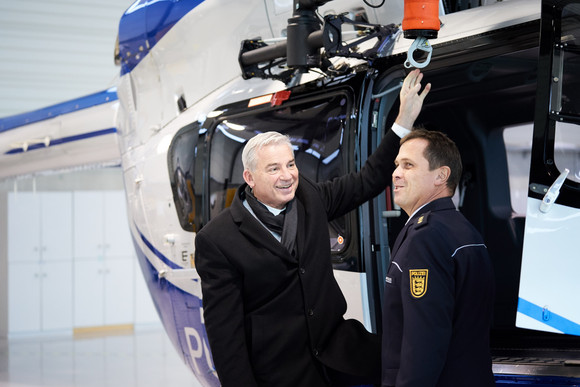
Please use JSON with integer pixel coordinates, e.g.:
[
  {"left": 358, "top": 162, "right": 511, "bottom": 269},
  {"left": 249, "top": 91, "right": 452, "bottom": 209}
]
[
  {"left": 195, "top": 130, "right": 401, "bottom": 387},
  {"left": 381, "top": 197, "right": 495, "bottom": 387}
]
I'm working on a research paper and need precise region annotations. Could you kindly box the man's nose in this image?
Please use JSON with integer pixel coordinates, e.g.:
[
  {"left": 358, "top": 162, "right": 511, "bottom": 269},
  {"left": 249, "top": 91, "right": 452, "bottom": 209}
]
[
  {"left": 392, "top": 166, "right": 402, "bottom": 180},
  {"left": 280, "top": 166, "right": 293, "bottom": 179}
]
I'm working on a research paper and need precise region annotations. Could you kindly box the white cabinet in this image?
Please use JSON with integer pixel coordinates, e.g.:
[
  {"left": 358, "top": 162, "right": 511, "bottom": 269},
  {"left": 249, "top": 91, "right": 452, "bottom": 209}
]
[
  {"left": 72, "top": 191, "right": 135, "bottom": 328},
  {"left": 8, "top": 192, "right": 41, "bottom": 262},
  {"left": 8, "top": 192, "right": 73, "bottom": 334},
  {"left": 8, "top": 260, "right": 74, "bottom": 332},
  {"left": 8, "top": 189, "right": 157, "bottom": 334},
  {"left": 104, "top": 258, "right": 134, "bottom": 325},
  {"left": 103, "top": 191, "right": 133, "bottom": 258},
  {"left": 8, "top": 192, "right": 72, "bottom": 263},
  {"left": 134, "top": 262, "right": 160, "bottom": 325},
  {"left": 73, "top": 191, "right": 132, "bottom": 260},
  {"left": 73, "top": 258, "right": 135, "bottom": 327},
  {"left": 42, "top": 261, "right": 73, "bottom": 330},
  {"left": 8, "top": 262, "right": 41, "bottom": 333},
  {"left": 72, "top": 191, "right": 104, "bottom": 259}
]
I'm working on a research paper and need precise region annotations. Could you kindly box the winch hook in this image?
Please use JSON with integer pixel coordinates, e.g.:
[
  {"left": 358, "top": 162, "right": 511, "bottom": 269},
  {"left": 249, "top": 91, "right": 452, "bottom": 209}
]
[{"left": 404, "top": 36, "right": 432, "bottom": 69}]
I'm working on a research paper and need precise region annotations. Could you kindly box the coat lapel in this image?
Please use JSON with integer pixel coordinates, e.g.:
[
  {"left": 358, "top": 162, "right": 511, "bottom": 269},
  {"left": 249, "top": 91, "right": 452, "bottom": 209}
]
[{"left": 391, "top": 221, "right": 412, "bottom": 258}]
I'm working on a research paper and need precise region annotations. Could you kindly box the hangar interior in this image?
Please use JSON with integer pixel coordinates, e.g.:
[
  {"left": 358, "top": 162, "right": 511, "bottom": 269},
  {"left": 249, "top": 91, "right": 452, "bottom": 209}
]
[{"left": 0, "top": 1, "right": 202, "bottom": 386}]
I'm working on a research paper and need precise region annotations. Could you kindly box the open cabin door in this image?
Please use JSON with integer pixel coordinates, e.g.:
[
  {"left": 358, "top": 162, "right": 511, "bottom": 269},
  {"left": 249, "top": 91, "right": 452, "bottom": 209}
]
[{"left": 516, "top": 0, "right": 580, "bottom": 335}]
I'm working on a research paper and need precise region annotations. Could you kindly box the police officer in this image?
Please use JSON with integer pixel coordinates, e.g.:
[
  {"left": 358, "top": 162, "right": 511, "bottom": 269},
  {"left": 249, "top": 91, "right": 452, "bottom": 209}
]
[{"left": 381, "top": 77, "right": 495, "bottom": 386}]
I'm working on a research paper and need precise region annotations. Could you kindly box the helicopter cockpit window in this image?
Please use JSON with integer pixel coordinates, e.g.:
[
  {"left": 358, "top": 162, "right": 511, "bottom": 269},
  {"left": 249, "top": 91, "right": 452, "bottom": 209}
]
[
  {"left": 553, "top": 4, "right": 580, "bottom": 183},
  {"left": 208, "top": 92, "right": 351, "bottom": 255},
  {"left": 167, "top": 122, "right": 203, "bottom": 232}
]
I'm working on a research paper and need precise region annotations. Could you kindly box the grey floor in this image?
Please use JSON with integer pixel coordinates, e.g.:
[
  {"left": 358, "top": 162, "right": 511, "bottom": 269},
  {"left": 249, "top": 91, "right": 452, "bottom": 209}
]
[{"left": 0, "top": 326, "right": 203, "bottom": 387}]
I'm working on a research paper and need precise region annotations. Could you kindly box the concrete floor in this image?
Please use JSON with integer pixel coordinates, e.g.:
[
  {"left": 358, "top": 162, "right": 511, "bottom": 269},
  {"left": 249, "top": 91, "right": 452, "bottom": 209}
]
[{"left": 0, "top": 326, "right": 203, "bottom": 387}]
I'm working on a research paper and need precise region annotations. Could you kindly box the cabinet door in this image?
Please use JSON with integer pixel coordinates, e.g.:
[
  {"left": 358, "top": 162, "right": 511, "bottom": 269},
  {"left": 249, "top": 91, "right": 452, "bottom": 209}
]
[
  {"left": 104, "top": 191, "right": 133, "bottom": 258},
  {"left": 73, "top": 191, "right": 105, "bottom": 260},
  {"left": 42, "top": 261, "right": 73, "bottom": 331},
  {"left": 104, "top": 258, "right": 134, "bottom": 325},
  {"left": 9, "top": 262, "right": 41, "bottom": 333},
  {"left": 135, "top": 262, "right": 160, "bottom": 324},
  {"left": 74, "top": 260, "right": 105, "bottom": 327},
  {"left": 8, "top": 192, "right": 41, "bottom": 262},
  {"left": 41, "top": 192, "right": 73, "bottom": 262}
]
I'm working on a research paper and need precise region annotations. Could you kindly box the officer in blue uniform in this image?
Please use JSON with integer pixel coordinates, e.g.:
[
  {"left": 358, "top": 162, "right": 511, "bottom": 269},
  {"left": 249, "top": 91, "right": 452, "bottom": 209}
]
[{"left": 381, "top": 74, "right": 495, "bottom": 387}]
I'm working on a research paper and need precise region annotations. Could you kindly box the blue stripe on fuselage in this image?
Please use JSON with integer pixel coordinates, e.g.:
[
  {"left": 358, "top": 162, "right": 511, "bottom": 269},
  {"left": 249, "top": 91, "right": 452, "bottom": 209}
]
[
  {"left": 118, "top": 0, "right": 205, "bottom": 75},
  {"left": 131, "top": 227, "right": 219, "bottom": 386}
]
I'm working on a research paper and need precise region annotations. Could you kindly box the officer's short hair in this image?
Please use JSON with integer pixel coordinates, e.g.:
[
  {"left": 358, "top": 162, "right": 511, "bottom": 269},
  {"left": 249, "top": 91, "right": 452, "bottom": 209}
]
[
  {"left": 401, "top": 129, "right": 462, "bottom": 193},
  {"left": 242, "top": 132, "right": 294, "bottom": 172}
]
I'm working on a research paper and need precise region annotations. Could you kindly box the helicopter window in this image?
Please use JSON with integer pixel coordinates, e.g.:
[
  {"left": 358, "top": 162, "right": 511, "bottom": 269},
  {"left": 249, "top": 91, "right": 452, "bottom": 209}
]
[
  {"left": 208, "top": 92, "right": 352, "bottom": 256},
  {"left": 555, "top": 122, "right": 580, "bottom": 183},
  {"left": 503, "top": 122, "right": 580, "bottom": 216},
  {"left": 167, "top": 122, "right": 203, "bottom": 232}
]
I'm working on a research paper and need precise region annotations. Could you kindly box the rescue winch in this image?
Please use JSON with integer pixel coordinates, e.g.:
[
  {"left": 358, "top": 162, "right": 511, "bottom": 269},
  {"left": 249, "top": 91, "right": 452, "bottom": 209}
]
[{"left": 402, "top": 0, "right": 440, "bottom": 68}]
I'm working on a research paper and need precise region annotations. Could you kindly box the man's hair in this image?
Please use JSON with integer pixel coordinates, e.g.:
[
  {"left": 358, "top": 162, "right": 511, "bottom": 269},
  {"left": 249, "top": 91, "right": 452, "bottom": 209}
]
[
  {"left": 401, "top": 129, "right": 462, "bottom": 193},
  {"left": 242, "top": 131, "right": 294, "bottom": 172}
]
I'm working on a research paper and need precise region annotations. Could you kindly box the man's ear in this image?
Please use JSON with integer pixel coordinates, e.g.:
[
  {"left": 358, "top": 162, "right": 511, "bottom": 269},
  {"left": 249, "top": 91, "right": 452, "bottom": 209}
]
[
  {"left": 435, "top": 166, "right": 451, "bottom": 186},
  {"left": 243, "top": 169, "right": 254, "bottom": 187}
]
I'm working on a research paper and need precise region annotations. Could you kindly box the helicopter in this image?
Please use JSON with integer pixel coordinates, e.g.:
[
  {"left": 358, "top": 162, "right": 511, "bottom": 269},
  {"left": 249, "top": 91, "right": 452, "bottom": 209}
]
[{"left": 1, "top": 0, "right": 580, "bottom": 385}]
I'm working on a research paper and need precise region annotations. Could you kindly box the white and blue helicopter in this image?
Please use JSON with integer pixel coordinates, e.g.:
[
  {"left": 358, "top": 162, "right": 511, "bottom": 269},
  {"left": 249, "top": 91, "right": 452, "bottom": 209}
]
[{"left": 1, "top": 0, "right": 580, "bottom": 385}]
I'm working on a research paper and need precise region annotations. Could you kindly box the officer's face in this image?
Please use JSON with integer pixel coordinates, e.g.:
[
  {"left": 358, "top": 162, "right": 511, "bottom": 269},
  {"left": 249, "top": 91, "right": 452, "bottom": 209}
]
[
  {"left": 243, "top": 143, "right": 299, "bottom": 209},
  {"left": 393, "top": 138, "right": 445, "bottom": 216}
]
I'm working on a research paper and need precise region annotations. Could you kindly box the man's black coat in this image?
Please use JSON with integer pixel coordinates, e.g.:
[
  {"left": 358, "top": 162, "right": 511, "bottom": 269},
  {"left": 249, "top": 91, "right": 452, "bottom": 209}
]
[{"left": 195, "top": 130, "right": 400, "bottom": 386}]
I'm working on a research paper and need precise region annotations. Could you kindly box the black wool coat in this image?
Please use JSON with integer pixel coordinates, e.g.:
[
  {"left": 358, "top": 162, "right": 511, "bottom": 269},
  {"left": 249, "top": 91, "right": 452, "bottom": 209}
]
[{"left": 195, "top": 130, "right": 400, "bottom": 387}]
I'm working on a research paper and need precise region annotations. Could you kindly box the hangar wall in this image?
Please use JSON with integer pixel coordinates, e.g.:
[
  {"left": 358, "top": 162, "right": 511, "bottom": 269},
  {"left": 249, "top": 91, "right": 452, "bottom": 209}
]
[
  {"left": 0, "top": 0, "right": 131, "bottom": 117},
  {"left": 0, "top": 1, "right": 144, "bottom": 337}
]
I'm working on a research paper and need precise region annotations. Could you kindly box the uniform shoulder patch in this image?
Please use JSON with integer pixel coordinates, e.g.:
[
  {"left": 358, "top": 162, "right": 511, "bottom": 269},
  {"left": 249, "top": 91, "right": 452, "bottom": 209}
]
[
  {"left": 409, "top": 269, "right": 428, "bottom": 298},
  {"left": 415, "top": 212, "right": 430, "bottom": 229}
]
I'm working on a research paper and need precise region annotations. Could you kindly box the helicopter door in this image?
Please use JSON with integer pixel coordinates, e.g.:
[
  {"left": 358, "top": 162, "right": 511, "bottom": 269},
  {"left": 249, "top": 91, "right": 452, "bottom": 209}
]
[{"left": 516, "top": 0, "right": 580, "bottom": 335}]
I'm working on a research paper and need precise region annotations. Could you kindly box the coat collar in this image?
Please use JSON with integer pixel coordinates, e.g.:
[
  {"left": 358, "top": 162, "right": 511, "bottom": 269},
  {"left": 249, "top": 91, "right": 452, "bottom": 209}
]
[
  {"left": 230, "top": 184, "right": 298, "bottom": 263},
  {"left": 407, "top": 196, "right": 455, "bottom": 223},
  {"left": 391, "top": 197, "right": 455, "bottom": 257}
]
